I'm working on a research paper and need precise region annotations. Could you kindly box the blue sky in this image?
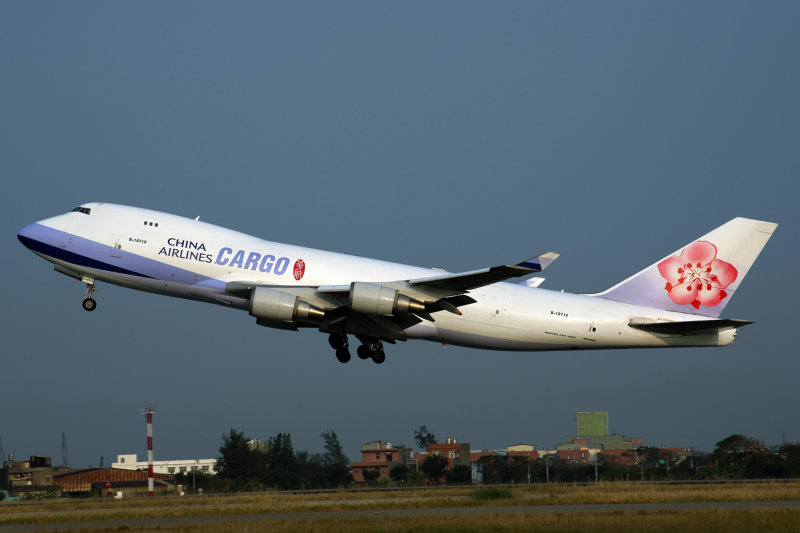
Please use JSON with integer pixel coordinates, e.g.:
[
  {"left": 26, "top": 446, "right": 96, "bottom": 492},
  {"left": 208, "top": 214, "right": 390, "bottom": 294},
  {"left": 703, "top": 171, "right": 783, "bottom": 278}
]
[{"left": 2, "top": 1, "right": 798, "bottom": 467}]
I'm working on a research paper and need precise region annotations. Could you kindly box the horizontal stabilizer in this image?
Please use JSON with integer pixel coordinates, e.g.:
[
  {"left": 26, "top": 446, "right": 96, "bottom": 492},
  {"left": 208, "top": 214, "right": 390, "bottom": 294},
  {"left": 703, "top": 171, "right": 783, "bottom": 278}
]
[{"left": 628, "top": 319, "right": 753, "bottom": 335}]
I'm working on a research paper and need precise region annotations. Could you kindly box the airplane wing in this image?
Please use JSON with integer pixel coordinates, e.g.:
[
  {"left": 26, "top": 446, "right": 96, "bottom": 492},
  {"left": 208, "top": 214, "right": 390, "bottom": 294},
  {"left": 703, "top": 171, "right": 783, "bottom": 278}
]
[
  {"left": 407, "top": 252, "right": 559, "bottom": 293},
  {"left": 225, "top": 251, "right": 558, "bottom": 340}
]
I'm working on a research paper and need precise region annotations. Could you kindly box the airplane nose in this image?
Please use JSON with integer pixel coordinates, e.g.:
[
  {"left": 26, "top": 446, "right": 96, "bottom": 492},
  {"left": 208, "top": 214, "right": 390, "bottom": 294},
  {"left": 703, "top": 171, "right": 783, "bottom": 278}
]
[{"left": 17, "top": 223, "right": 36, "bottom": 248}]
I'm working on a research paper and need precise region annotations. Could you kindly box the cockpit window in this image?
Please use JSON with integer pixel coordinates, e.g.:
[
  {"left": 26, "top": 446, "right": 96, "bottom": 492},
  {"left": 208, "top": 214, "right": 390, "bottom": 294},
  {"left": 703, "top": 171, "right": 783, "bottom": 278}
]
[{"left": 71, "top": 207, "right": 91, "bottom": 215}]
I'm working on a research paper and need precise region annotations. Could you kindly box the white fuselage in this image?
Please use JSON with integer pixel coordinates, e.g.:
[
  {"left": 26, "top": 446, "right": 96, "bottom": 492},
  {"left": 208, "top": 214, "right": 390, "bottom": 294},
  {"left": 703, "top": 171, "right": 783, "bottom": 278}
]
[{"left": 18, "top": 203, "right": 735, "bottom": 351}]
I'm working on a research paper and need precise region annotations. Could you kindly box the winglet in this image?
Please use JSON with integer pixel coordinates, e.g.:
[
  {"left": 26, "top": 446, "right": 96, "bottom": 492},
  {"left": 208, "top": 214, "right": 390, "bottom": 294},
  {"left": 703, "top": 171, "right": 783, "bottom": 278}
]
[{"left": 516, "top": 252, "right": 559, "bottom": 272}]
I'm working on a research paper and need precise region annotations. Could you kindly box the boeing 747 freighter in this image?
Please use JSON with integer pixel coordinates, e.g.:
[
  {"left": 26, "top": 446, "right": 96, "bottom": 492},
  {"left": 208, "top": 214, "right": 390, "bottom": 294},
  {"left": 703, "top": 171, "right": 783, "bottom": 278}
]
[{"left": 18, "top": 204, "right": 776, "bottom": 364}]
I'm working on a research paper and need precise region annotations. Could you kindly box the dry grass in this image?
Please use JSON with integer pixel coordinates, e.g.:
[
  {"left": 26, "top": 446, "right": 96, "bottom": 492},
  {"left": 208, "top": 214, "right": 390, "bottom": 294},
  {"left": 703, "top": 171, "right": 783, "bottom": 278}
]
[
  {"left": 198, "top": 509, "right": 800, "bottom": 533},
  {"left": 24, "top": 509, "right": 800, "bottom": 533},
  {"left": 1, "top": 481, "right": 799, "bottom": 530},
  {"left": 514, "top": 480, "right": 800, "bottom": 505}
]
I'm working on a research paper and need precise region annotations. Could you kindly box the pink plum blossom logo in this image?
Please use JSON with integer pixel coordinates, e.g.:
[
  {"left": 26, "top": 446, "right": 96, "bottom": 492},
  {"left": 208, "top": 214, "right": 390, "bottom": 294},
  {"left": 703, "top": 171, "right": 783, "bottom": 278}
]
[{"left": 657, "top": 241, "right": 738, "bottom": 310}]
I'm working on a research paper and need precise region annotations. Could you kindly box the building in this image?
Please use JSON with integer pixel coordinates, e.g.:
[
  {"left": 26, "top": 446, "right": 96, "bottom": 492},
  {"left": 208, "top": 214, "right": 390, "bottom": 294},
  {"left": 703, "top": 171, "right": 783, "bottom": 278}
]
[
  {"left": 658, "top": 447, "right": 695, "bottom": 465},
  {"left": 469, "top": 451, "right": 495, "bottom": 464},
  {"left": 54, "top": 467, "right": 173, "bottom": 496},
  {"left": 0, "top": 456, "right": 55, "bottom": 493},
  {"left": 507, "top": 444, "right": 540, "bottom": 461},
  {"left": 576, "top": 412, "right": 609, "bottom": 437},
  {"left": 111, "top": 454, "right": 217, "bottom": 475},
  {"left": 557, "top": 449, "right": 591, "bottom": 463},
  {"left": 559, "top": 411, "right": 642, "bottom": 461},
  {"left": 350, "top": 441, "right": 415, "bottom": 483},
  {"left": 427, "top": 438, "right": 471, "bottom": 468},
  {"left": 601, "top": 448, "right": 637, "bottom": 465}
]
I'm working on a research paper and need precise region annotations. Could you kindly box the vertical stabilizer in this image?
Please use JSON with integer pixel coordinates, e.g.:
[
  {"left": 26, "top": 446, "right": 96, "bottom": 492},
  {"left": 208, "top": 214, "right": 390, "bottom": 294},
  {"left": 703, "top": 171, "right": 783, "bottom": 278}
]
[{"left": 592, "top": 218, "right": 777, "bottom": 317}]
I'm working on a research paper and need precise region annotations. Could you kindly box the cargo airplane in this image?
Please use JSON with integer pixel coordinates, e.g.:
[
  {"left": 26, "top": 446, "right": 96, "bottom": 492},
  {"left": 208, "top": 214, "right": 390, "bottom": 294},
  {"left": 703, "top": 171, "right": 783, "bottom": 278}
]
[{"left": 17, "top": 204, "right": 776, "bottom": 364}]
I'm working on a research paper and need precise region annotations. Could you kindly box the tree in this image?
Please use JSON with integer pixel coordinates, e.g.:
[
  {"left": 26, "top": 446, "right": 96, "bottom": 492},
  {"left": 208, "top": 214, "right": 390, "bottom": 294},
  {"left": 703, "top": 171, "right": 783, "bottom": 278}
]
[
  {"left": 414, "top": 425, "right": 436, "bottom": 450},
  {"left": 363, "top": 469, "right": 381, "bottom": 484},
  {"left": 446, "top": 464, "right": 472, "bottom": 485},
  {"left": 173, "top": 470, "right": 215, "bottom": 493},
  {"left": 264, "top": 432, "right": 299, "bottom": 489},
  {"left": 215, "top": 429, "right": 266, "bottom": 488},
  {"left": 477, "top": 455, "right": 510, "bottom": 484},
  {"left": 320, "top": 429, "right": 352, "bottom": 487},
  {"left": 713, "top": 434, "right": 760, "bottom": 461},
  {"left": 778, "top": 443, "right": 800, "bottom": 473},
  {"left": 389, "top": 464, "right": 410, "bottom": 482},
  {"left": 712, "top": 434, "right": 766, "bottom": 478},
  {"left": 389, "top": 464, "right": 423, "bottom": 486},
  {"left": 420, "top": 454, "right": 449, "bottom": 484}
]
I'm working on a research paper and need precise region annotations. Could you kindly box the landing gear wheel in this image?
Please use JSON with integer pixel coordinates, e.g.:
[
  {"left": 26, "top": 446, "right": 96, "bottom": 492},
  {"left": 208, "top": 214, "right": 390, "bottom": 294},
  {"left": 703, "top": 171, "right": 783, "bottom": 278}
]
[
  {"left": 328, "top": 333, "right": 345, "bottom": 350},
  {"left": 82, "top": 298, "right": 97, "bottom": 312},
  {"left": 357, "top": 345, "right": 371, "bottom": 360},
  {"left": 371, "top": 349, "right": 386, "bottom": 364},
  {"left": 335, "top": 346, "right": 351, "bottom": 363}
]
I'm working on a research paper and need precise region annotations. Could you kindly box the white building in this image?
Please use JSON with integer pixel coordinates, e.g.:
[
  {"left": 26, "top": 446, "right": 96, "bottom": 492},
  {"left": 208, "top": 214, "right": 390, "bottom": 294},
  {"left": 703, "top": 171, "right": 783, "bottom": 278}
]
[{"left": 112, "top": 454, "right": 217, "bottom": 475}]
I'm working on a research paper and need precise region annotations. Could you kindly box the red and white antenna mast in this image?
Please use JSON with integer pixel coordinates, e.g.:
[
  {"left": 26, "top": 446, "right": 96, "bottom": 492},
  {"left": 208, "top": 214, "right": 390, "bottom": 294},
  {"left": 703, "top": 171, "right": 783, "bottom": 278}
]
[{"left": 141, "top": 404, "right": 155, "bottom": 497}]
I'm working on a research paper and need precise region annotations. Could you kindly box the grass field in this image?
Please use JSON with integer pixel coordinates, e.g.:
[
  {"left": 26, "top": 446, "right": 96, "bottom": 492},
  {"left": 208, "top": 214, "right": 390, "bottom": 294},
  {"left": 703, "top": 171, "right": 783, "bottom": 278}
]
[{"left": 1, "top": 481, "right": 798, "bottom": 532}]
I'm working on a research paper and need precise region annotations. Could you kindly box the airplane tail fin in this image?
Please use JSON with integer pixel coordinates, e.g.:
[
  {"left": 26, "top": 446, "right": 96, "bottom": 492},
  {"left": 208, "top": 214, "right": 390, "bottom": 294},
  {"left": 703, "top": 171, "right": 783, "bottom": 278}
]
[{"left": 592, "top": 217, "right": 777, "bottom": 318}]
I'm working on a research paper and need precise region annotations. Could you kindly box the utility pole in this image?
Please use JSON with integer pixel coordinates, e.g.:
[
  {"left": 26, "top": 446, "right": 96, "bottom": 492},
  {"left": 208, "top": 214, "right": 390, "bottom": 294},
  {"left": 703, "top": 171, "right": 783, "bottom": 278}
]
[
  {"left": 545, "top": 455, "right": 550, "bottom": 483},
  {"left": 62, "top": 432, "right": 68, "bottom": 468},
  {"left": 142, "top": 405, "right": 155, "bottom": 497}
]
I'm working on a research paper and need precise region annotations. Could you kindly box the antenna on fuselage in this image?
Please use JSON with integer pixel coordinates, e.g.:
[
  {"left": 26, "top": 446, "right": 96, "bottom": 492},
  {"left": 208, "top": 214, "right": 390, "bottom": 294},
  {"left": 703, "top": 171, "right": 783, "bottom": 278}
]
[{"left": 194, "top": 216, "right": 200, "bottom": 221}]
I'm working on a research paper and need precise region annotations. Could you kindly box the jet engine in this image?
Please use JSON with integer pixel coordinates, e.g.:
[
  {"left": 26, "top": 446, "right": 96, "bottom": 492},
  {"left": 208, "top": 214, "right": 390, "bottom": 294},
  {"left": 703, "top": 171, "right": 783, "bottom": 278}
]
[
  {"left": 349, "top": 282, "right": 426, "bottom": 315},
  {"left": 250, "top": 287, "right": 325, "bottom": 321}
]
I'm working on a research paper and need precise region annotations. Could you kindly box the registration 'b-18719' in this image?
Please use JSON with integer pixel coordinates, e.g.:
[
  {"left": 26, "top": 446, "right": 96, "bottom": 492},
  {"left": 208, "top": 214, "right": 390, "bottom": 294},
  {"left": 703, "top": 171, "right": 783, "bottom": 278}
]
[{"left": 18, "top": 203, "right": 777, "bottom": 365}]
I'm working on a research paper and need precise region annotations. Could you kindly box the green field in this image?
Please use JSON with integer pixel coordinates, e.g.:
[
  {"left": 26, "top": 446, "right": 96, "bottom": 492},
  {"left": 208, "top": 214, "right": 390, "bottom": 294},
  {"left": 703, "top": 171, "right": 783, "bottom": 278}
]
[{"left": 1, "top": 481, "right": 799, "bottom": 532}]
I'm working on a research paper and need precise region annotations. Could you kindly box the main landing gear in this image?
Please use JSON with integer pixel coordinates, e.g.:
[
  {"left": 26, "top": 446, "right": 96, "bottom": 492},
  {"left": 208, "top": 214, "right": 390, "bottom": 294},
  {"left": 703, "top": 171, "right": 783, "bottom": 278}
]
[
  {"left": 328, "top": 333, "right": 351, "bottom": 363},
  {"left": 82, "top": 280, "right": 97, "bottom": 312},
  {"left": 357, "top": 341, "right": 385, "bottom": 364},
  {"left": 328, "top": 334, "right": 386, "bottom": 364}
]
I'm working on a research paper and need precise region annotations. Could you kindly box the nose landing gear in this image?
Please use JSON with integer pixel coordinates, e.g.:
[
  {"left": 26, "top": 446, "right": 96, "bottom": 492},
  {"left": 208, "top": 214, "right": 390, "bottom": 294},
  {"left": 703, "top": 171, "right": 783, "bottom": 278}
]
[{"left": 82, "top": 279, "right": 97, "bottom": 312}]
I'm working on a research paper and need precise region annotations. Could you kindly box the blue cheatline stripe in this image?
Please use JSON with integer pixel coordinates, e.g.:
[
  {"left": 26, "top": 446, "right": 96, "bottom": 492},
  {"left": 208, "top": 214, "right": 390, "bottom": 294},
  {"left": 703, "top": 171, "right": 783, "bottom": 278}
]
[
  {"left": 516, "top": 261, "right": 541, "bottom": 270},
  {"left": 18, "top": 224, "right": 226, "bottom": 290},
  {"left": 18, "top": 234, "right": 155, "bottom": 279}
]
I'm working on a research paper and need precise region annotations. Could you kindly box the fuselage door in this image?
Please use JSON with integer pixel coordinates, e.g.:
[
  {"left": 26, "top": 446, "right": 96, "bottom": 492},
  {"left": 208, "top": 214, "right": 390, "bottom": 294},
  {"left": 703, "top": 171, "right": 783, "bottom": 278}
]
[
  {"left": 474, "top": 286, "right": 508, "bottom": 324},
  {"left": 583, "top": 320, "right": 598, "bottom": 343},
  {"left": 108, "top": 233, "right": 125, "bottom": 259}
]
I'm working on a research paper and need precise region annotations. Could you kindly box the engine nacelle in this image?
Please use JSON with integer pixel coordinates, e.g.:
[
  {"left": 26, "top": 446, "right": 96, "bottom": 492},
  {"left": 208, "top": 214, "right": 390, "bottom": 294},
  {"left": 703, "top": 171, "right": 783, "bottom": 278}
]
[
  {"left": 349, "top": 282, "right": 426, "bottom": 315},
  {"left": 250, "top": 287, "right": 325, "bottom": 322}
]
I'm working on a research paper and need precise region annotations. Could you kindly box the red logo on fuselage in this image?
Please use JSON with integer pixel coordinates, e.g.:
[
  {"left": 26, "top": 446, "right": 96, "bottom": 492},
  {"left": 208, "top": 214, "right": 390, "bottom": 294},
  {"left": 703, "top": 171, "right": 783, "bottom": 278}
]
[{"left": 293, "top": 259, "right": 306, "bottom": 281}]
